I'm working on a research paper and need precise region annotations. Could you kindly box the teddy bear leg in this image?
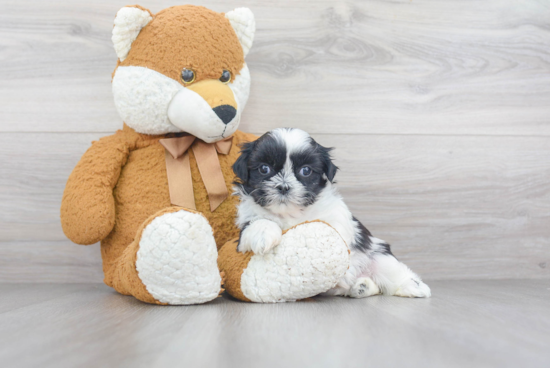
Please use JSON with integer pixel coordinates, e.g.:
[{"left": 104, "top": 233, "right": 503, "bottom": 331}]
[
  {"left": 219, "top": 221, "right": 350, "bottom": 303},
  {"left": 110, "top": 207, "right": 222, "bottom": 305}
]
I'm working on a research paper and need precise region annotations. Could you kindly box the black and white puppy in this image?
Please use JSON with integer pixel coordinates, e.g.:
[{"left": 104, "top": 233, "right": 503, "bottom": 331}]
[{"left": 232, "top": 128, "right": 431, "bottom": 298}]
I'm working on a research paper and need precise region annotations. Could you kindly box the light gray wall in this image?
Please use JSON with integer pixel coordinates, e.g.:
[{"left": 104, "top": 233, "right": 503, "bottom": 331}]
[{"left": 1, "top": 0, "right": 549, "bottom": 282}]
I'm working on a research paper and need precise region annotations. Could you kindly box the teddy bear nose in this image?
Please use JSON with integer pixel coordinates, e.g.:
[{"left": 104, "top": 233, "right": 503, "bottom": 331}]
[{"left": 212, "top": 105, "right": 237, "bottom": 125}]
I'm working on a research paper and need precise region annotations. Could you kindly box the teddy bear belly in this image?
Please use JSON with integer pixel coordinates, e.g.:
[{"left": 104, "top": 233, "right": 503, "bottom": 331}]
[
  {"left": 101, "top": 144, "right": 172, "bottom": 272},
  {"left": 100, "top": 142, "right": 240, "bottom": 282}
]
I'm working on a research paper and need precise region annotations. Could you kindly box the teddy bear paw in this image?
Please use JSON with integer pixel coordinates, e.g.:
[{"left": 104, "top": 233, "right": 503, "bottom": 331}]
[
  {"left": 240, "top": 221, "right": 350, "bottom": 303},
  {"left": 135, "top": 209, "right": 221, "bottom": 305}
]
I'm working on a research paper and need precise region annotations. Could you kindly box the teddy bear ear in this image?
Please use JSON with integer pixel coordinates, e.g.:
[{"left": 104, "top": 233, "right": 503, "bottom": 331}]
[
  {"left": 225, "top": 8, "right": 256, "bottom": 58},
  {"left": 112, "top": 6, "right": 153, "bottom": 62}
]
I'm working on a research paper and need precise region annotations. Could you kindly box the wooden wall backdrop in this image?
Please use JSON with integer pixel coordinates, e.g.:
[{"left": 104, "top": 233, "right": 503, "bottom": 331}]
[{"left": 1, "top": 0, "right": 549, "bottom": 283}]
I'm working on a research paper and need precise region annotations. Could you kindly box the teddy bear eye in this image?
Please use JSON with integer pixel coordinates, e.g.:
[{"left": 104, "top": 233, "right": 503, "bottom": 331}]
[
  {"left": 259, "top": 164, "right": 271, "bottom": 175},
  {"left": 181, "top": 68, "right": 195, "bottom": 84},
  {"left": 219, "top": 70, "right": 231, "bottom": 84}
]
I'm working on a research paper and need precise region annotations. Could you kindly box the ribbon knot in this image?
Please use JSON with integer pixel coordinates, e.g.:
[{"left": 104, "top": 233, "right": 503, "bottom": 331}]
[{"left": 159, "top": 135, "right": 233, "bottom": 212}]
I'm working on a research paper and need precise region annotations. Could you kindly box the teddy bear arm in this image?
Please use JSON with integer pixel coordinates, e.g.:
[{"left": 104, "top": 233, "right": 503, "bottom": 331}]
[{"left": 60, "top": 134, "right": 129, "bottom": 245}]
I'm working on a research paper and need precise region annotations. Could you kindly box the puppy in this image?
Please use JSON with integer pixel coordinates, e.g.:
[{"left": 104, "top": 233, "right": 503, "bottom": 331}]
[{"left": 232, "top": 128, "right": 431, "bottom": 298}]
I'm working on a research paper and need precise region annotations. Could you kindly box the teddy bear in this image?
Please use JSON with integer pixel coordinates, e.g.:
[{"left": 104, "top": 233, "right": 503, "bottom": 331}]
[{"left": 60, "top": 4, "right": 349, "bottom": 305}]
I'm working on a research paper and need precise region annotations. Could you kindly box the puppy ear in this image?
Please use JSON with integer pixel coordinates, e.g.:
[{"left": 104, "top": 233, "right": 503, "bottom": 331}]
[
  {"left": 317, "top": 143, "right": 338, "bottom": 183},
  {"left": 233, "top": 141, "right": 256, "bottom": 183}
]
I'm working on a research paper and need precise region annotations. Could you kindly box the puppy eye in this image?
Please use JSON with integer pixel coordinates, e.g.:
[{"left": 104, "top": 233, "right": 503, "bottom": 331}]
[
  {"left": 259, "top": 164, "right": 271, "bottom": 175},
  {"left": 219, "top": 70, "right": 231, "bottom": 84},
  {"left": 181, "top": 68, "right": 196, "bottom": 84},
  {"left": 299, "top": 166, "right": 312, "bottom": 177}
]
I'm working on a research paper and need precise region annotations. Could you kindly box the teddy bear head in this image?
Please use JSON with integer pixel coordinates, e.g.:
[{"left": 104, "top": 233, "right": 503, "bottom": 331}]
[{"left": 111, "top": 5, "right": 255, "bottom": 142}]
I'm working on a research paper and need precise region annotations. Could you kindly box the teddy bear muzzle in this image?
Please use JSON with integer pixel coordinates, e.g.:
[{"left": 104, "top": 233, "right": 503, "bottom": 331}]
[{"left": 167, "top": 79, "right": 240, "bottom": 143}]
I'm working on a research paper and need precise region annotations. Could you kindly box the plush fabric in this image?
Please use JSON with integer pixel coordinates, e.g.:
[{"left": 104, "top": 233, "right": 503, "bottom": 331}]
[
  {"left": 62, "top": 126, "right": 255, "bottom": 259},
  {"left": 218, "top": 221, "right": 350, "bottom": 303},
  {"left": 112, "top": 66, "right": 183, "bottom": 135},
  {"left": 61, "top": 4, "right": 261, "bottom": 305},
  {"left": 119, "top": 5, "right": 245, "bottom": 85},
  {"left": 61, "top": 4, "right": 349, "bottom": 305},
  {"left": 218, "top": 238, "right": 254, "bottom": 302},
  {"left": 61, "top": 122, "right": 257, "bottom": 303},
  {"left": 224, "top": 8, "right": 256, "bottom": 57},
  {"left": 112, "top": 6, "right": 153, "bottom": 62},
  {"left": 134, "top": 208, "right": 222, "bottom": 305}
]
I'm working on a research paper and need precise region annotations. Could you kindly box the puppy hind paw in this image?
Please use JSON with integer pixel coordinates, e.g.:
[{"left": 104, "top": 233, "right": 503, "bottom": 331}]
[
  {"left": 348, "top": 277, "right": 380, "bottom": 298},
  {"left": 394, "top": 278, "right": 431, "bottom": 298}
]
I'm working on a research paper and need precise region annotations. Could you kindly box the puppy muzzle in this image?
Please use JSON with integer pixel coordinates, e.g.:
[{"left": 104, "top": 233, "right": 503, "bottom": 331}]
[{"left": 275, "top": 183, "right": 290, "bottom": 195}]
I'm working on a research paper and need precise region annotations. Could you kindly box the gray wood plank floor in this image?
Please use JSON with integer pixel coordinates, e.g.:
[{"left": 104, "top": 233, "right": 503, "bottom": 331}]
[{"left": 0, "top": 280, "right": 549, "bottom": 368}]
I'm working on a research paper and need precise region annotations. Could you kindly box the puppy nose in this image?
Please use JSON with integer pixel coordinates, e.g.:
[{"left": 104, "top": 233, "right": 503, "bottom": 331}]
[
  {"left": 212, "top": 105, "right": 236, "bottom": 125},
  {"left": 276, "top": 184, "right": 290, "bottom": 195}
]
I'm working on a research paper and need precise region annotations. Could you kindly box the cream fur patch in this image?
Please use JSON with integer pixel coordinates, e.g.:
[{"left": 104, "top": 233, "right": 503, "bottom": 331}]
[
  {"left": 240, "top": 222, "right": 350, "bottom": 303},
  {"left": 167, "top": 87, "right": 238, "bottom": 143},
  {"left": 112, "top": 64, "right": 250, "bottom": 139},
  {"left": 112, "top": 66, "right": 183, "bottom": 135},
  {"left": 229, "top": 63, "right": 251, "bottom": 112},
  {"left": 225, "top": 8, "right": 255, "bottom": 58},
  {"left": 112, "top": 7, "right": 152, "bottom": 62},
  {"left": 136, "top": 210, "right": 221, "bottom": 305}
]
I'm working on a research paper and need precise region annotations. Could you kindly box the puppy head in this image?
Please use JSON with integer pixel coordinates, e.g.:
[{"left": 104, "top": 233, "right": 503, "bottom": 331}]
[{"left": 233, "top": 128, "right": 338, "bottom": 211}]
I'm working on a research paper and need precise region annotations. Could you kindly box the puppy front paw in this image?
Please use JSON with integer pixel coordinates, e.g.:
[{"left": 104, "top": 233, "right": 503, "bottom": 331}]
[{"left": 238, "top": 219, "right": 282, "bottom": 255}]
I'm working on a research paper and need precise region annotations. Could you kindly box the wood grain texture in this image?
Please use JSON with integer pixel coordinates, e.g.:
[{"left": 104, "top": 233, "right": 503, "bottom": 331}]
[
  {"left": 1, "top": 0, "right": 549, "bottom": 282},
  {"left": 1, "top": 2, "right": 548, "bottom": 365},
  {"left": 0, "top": 0, "right": 549, "bottom": 135},
  {"left": 1, "top": 132, "right": 548, "bottom": 282},
  {"left": 0, "top": 281, "right": 549, "bottom": 368},
  {"left": 0, "top": 241, "right": 103, "bottom": 283}
]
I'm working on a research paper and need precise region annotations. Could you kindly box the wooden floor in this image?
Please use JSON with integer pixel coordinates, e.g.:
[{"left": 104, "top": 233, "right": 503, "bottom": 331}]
[{"left": 1, "top": 280, "right": 549, "bottom": 368}]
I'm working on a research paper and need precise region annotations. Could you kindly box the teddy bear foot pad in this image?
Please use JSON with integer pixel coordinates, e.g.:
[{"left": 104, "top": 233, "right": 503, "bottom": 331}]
[
  {"left": 135, "top": 209, "right": 221, "bottom": 305},
  {"left": 240, "top": 222, "right": 350, "bottom": 303}
]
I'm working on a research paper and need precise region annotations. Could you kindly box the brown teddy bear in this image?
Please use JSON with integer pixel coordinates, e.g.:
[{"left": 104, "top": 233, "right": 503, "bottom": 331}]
[{"left": 61, "top": 4, "right": 349, "bottom": 305}]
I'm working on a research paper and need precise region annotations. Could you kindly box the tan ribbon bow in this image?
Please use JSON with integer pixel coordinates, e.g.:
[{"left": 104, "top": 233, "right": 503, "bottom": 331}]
[{"left": 159, "top": 135, "right": 233, "bottom": 212}]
